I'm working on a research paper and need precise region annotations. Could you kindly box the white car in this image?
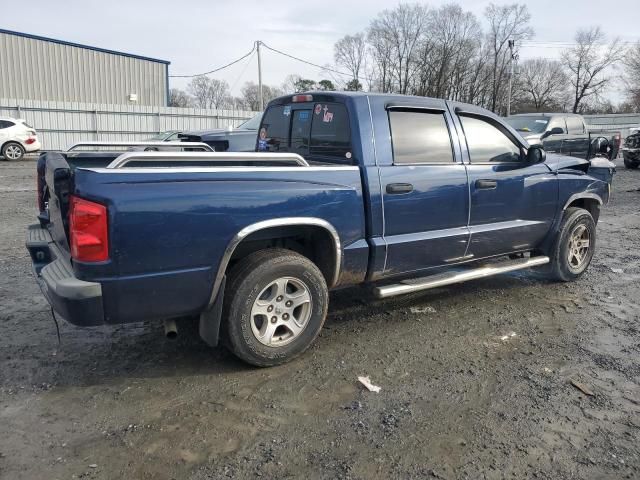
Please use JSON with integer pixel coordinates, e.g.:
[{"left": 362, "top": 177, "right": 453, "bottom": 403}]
[{"left": 0, "top": 118, "right": 41, "bottom": 161}]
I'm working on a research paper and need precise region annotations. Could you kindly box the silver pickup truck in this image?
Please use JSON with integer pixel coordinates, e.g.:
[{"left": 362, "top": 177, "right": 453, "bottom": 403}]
[{"left": 505, "top": 113, "right": 621, "bottom": 161}]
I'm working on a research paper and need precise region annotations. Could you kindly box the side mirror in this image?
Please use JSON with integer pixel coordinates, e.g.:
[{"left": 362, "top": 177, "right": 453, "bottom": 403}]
[
  {"left": 542, "top": 126, "right": 565, "bottom": 139},
  {"left": 527, "top": 145, "right": 546, "bottom": 164}
]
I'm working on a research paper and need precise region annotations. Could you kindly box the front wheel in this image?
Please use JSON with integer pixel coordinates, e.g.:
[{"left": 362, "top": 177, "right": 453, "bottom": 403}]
[
  {"left": 223, "top": 249, "right": 329, "bottom": 367},
  {"left": 549, "top": 207, "right": 596, "bottom": 282}
]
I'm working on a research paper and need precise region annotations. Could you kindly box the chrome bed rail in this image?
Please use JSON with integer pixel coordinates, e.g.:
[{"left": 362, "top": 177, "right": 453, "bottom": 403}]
[
  {"left": 66, "top": 141, "right": 214, "bottom": 152},
  {"left": 106, "top": 151, "right": 310, "bottom": 169}
]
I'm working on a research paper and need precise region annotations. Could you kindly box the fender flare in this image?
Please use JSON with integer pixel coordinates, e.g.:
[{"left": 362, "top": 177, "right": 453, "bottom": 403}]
[
  {"left": 207, "top": 217, "right": 342, "bottom": 307},
  {"left": 562, "top": 193, "right": 603, "bottom": 211}
]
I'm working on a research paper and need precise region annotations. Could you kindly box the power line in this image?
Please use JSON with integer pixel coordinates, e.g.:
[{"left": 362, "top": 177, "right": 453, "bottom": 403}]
[
  {"left": 169, "top": 44, "right": 256, "bottom": 78},
  {"left": 260, "top": 42, "right": 371, "bottom": 83},
  {"left": 229, "top": 50, "right": 256, "bottom": 93}
]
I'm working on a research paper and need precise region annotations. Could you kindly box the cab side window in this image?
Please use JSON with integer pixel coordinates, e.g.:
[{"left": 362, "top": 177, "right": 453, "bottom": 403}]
[
  {"left": 389, "top": 110, "right": 454, "bottom": 164},
  {"left": 566, "top": 116, "right": 585, "bottom": 134},
  {"left": 460, "top": 115, "right": 522, "bottom": 163},
  {"left": 547, "top": 117, "right": 567, "bottom": 133}
]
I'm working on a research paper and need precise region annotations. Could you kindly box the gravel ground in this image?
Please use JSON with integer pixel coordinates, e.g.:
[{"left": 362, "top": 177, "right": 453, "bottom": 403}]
[{"left": 0, "top": 158, "right": 639, "bottom": 480}]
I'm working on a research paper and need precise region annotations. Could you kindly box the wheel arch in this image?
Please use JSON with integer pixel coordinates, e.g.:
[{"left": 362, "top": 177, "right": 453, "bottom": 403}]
[
  {"left": 207, "top": 218, "right": 342, "bottom": 307},
  {"left": 563, "top": 193, "right": 602, "bottom": 224}
]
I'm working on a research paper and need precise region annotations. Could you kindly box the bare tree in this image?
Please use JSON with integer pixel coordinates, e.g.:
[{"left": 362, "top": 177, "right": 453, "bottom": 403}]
[
  {"left": 334, "top": 33, "right": 367, "bottom": 88},
  {"left": 623, "top": 42, "right": 640, "bottom": 110},
  {"left": 561, "top": 26, "right": 624, "bottom": 113},
  {"left": 168, "top": 88, "right": 192, "bottom": 108},
  {"left": 240, "top": 82, "right": 283, "bottom": 111},
  {"left": 282, "top": 74, "right": 302, "bottom": 94},
  {"left": 484, "top": 3, "right": 533, "bottom": 113},
  {"left": 516, "top": 59, "right": 568, "bottom": 111},
  {"left": 414, "top": 4, "right": 482, "bottom": 99},
  {"left": 368, "top": 4, "right": 429, "bottom": 94},
  {"left": 187, "top": 76, "right": 231, "bottom": 109}
]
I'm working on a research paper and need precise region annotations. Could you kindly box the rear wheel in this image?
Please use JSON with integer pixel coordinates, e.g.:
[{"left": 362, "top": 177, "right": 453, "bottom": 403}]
[
  {"left": 223, "top": 248, "right": 329, "bottom": 367},
  {"left": 549, "top": 207, "right": 596, "bottom": 282},
  {"left": 1, "top": 142, "right": 25, "bottom": 161},
  {"left": 623, "top": 157, "right": 639, "bottom": 169}
]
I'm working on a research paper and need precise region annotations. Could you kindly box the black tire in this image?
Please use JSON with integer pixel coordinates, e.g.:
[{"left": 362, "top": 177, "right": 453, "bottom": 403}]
[
  {"left": 623, "top": 157, "right": 639, "bottom": 169},
  {"left": 1, "top": 142, "right": 25, "bottom": 161},
  {"left": 548, "top": 207, "right": 596, "bottom": 282},
  {"left": 222, "top": 248, "right": 329, "bottom": 367}
]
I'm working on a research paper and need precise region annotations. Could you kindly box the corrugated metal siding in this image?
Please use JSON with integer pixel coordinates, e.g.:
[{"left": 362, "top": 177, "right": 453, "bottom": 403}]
[
  {"left": 0, "top": 31, "right": 167, "bottom": 106},
  {"left": 584, "top": 114, "right": 640, "bottom": 140},
  {"left": 0, "top": 98, "right": 259, "bottom": 151}
]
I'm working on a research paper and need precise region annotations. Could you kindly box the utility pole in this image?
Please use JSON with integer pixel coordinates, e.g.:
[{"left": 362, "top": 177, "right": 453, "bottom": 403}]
[
  {"left": 256, "top": 40, "right": 264, "bottom": 111},
  {"left": 506, "top": 39, "right": 517, "bottom": 117}
]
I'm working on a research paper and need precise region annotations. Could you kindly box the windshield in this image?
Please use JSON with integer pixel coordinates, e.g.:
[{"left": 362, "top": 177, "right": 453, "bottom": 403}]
[
  {"left": 504, "top": 116, "right": 549, "bottom": 134},
  {"left": 237, "top": 114, "right": 262, "bottom": 131}
]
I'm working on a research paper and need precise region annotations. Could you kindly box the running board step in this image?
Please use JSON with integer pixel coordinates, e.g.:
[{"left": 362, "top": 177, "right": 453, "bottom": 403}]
[{"left": 374, "top": 256, "right": 550, "bottom": 299}]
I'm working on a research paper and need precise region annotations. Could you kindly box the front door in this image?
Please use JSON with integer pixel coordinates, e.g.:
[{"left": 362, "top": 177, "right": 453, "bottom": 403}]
[
  {"left": 378, "top": 107, "right": 470, "bottom": 276},
  {"left": 457, "top": 114, "right": 558, "bottom": 259}
]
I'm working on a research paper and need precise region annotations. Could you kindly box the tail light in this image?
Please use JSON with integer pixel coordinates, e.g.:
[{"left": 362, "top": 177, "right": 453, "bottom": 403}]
[
  {"left": 25, "top": 137, "right": 36, "bottom": 145},
  {"left": 69, "top": 196, "right": 109, "bottom": 262}
]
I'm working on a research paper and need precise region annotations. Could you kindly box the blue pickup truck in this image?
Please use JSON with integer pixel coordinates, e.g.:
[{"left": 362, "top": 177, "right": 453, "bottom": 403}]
[{"left": 27, "top": 92, "right": 609, "bottom": 366}]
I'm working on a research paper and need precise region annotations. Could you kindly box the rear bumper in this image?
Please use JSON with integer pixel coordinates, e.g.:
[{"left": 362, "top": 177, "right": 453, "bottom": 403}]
[{"left": 26, "top": 224, "right": 105, "bottom": 326}]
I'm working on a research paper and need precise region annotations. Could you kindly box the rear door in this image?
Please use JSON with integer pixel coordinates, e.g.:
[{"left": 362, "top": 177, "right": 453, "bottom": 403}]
[
  {"left": 456, "top": 112, "right": 557, "bottom": 259},
  {"left": 377, "top": 104, "right": 470, "bottom": 276}
]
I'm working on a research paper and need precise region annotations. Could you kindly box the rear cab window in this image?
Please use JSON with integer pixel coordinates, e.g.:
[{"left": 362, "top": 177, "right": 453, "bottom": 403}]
[{"left": 258, "top": 98, "right": 352, "bottom": 165}]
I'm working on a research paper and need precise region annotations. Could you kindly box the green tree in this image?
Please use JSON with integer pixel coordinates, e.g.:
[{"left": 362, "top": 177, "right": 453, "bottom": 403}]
[
  {"left": 345, "top": 79, "right": 362, "bottom": 91},
  {"left": 318, "top": 79, "right": 336, "bottom": 91},
  {"left": 294, "top": 78, "right": 317, "bottom": 92}
]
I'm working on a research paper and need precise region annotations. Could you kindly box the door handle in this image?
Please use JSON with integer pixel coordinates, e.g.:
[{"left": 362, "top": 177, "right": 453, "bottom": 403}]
[
  {"left": 475, "top": 179, "right": 497, "bottom": 190},
  {"left": 386, "top": 183, "right": 413, "bottom": 194}
]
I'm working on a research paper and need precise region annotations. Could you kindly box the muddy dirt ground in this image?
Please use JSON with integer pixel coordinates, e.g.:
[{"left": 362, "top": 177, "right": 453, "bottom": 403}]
[{"left": 0, "top": 157, "right": 638, "bottom": 480}]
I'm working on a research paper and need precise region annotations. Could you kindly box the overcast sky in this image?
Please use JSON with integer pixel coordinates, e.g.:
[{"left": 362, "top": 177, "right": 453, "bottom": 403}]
[{"left": 4, "top": 0, "right": 640, "bottom": 101}]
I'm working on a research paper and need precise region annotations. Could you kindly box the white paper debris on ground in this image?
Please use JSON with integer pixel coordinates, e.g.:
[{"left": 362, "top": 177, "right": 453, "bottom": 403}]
[
  {"left": 500, "top": 332, "right": 517, "bottom": 341},
  {"left": 410, "top": 306, "right": 437, "bottom": 314},
  {"left": 610, "top": 267, "right": 624, "bottom": 274},
  {"left": 358, "top": 376, "right": 381, "bottom": 393}
]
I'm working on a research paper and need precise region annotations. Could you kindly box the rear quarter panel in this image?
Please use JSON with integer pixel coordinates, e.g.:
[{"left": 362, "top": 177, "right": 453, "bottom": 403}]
[{"left": 72, "top": 166, "right": 366, "bottom": 323}]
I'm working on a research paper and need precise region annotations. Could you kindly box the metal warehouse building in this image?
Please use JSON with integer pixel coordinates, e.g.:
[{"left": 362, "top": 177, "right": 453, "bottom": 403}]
[{"left": 0, "top": 29, "right": 169, "bottom": 106}]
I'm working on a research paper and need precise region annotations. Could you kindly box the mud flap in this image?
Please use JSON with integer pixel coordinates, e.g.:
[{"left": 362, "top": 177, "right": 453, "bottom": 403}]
[{"left": 199, "top": 276, "right": 225, "bottom": 347}]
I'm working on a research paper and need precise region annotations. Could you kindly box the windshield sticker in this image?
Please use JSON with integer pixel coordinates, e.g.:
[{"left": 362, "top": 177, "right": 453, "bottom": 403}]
[
  {"left": 283, "top": 105, "right": 291, "bottom": 117},
  {"left": 322, "top": 105, "right": 334, "bottom": 123},
  {"left": 535, "top": 120, "right": 547, "bottom": 123},
  {"left": 258, "top": 128, "right": 268, "bottom": 151},
  {"left": 314, "top": 104, "right": 322, "bottom": 115},
  {"left": 299, "top": 111, "right": 310, "bottom": 122}
]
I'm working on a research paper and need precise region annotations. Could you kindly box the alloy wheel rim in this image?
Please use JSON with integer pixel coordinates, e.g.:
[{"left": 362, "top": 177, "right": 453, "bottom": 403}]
[
  {"left": 250, "top": 276, "right": 312, "bottom": 347},
  {"left": 5, "top": 145, "right": 22, "bottom": 159},
  {"left": 567, "top": 224, "right": 591, "bottom": 272}
]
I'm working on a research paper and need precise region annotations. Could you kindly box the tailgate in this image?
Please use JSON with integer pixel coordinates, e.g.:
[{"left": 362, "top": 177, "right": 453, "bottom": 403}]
[{"left": 42, "top": 152, "right": 73, "bottom": 258}]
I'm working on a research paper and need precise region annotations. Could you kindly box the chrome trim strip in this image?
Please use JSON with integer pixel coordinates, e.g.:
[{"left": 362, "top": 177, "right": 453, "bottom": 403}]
[
  {"left": 208, "top": 217, "right": 342, "bottom": 306},
  {"left": 107, "top": 151, "right": 310, "bottom": 169},
  {"left": 562, "top": 193, "right": 603, "bottom": 210},
  {"left": 467, "top": 219, "right": 546, "bottom": 235},
  {"left": 374, "top": 256, "right": 550, "bottom": 299},
  {"left": 67, "top": 141, "right": 214, "bottom": 152},
  {"left": 84, "top": 166, "right": 358, "bottom": 174}
]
